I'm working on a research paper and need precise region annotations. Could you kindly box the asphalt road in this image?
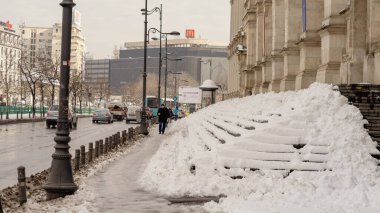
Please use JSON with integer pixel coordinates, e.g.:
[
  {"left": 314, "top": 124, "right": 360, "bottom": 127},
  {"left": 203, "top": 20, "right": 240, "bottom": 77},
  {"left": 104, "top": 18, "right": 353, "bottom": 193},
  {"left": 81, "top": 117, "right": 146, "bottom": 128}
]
[{"left": 0, "top": 117, "right": 137, "bottom": 189}]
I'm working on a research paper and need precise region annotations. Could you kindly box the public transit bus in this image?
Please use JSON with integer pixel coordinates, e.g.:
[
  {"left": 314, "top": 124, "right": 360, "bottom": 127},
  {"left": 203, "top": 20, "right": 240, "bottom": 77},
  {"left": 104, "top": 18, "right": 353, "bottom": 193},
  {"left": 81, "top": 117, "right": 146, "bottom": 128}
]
[{"left": 146, "top": 96, "right": 162, "bottom": 117}]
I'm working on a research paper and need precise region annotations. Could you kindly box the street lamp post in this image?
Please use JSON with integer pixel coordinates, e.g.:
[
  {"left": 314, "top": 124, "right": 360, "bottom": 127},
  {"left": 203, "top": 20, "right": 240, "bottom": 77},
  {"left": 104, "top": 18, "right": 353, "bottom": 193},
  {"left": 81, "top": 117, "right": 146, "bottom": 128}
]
[
  {"left": 143, "top": 5, "right": 162, "bottom": 109},
  {"left": 139, "top": 0, "right": 149, "bottom": 135},
  {"left": 43, "top": 0, "right": 78, "bottom": 200},
  {"left": 200, "top": 59, "right": 213, "bottom": 80},
  {"left": 168, "top": 71, "right": 182, "bottom": 98},
  {"left": 151, "top": 31, "right": 180, "bottom": 104}
]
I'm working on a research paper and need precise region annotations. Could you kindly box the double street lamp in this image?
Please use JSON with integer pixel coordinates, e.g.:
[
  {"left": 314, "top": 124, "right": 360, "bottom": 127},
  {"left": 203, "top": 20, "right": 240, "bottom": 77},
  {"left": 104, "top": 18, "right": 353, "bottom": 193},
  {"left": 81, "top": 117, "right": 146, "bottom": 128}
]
[
  {"left": 150, "top": 31, "right": 180, "bottom": 104},
  {"left": 142, "top": 5, "right": 162, "bottom": 109}
]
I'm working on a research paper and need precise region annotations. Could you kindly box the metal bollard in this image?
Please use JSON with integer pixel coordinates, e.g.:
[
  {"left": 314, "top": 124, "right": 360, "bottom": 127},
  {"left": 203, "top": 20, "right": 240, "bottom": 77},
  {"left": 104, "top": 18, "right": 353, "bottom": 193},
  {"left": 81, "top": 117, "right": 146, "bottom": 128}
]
[
  {"left": 80, "top": 145, "right": 86, "bottom": 166},
  {"left": 104, "top": 138, "right": 109, "bottom": 153},
  {"left": 109, "top": 136, "right": 113, "bottom": 150},
  {"left": 17, "top": 166, "right": 27, "bottom": 205},
  {"left": 95, "top": 141, "right": 99, "bottom": 158},
  {"left": 0, "top": 112, "right": 2, "bottom": 120},
  {"left": 128, "top": 127, "right": 133, "bottom": 140},
  {"left": 117, "top": 132, "right": 121, "bottom": 144},
  {"left": 89, "top": 143, "right": 93, "bottom": 162},
  {"left": 74, "top": 149, "right": 80, "bottom": 171},
  {"left": 0, "top": 194, "right": 3, "bottom": 213},
  {"left": 100, "top": 140, "right": 104, "bottom": 156}
]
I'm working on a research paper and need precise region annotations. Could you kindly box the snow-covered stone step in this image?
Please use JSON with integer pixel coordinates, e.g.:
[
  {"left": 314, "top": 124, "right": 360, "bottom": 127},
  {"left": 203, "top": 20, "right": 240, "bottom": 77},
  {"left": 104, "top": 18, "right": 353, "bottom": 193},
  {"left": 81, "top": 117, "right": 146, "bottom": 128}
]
[
  {"left": 249, "top": 132, "right": 303, "bottom": 145},
  {"left": 201, "top": 121, "right": 234, "bottom": 144},
  {"left": 264, "top": 126, "right": 305, "bottom": 137},
  {"left": 219, "top": 157, "right": 326, "bottom": 171},
  {"left": 233, "top": 140, "right": 296, "bottom": 153},
  {"left": 208, "top": 118, "right": 245, "bottom": 137},
  {"left": 219, "top": 148, "right": 328, "bottom": 163},
  {"left": 210, "top": 113, "right": 256, "bottom": 130}
]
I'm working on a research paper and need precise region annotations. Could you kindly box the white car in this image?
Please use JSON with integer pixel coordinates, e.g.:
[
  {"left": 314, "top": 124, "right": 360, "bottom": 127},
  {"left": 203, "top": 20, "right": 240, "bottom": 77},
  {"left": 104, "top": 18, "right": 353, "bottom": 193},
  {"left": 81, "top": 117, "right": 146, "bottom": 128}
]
[{"left": 126, "top": 105, "right": 141, "bottom": 123}]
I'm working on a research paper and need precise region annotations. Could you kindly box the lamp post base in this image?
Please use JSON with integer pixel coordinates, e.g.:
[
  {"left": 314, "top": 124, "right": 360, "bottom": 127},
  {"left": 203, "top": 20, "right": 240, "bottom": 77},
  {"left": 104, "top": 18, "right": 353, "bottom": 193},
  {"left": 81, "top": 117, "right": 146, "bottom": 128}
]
[
  {"left": 139, "top": 111, "right": 149, "bottom": 135},
  {"left": 43, "top": 148, "right": 78, "bottom": 200}
]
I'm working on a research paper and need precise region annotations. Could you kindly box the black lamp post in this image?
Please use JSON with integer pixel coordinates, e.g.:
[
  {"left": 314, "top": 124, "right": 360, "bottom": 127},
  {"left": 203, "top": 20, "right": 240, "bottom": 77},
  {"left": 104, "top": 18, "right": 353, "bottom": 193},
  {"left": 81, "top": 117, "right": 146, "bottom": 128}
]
[
  {"left": 138, "top": 0, "right": 149, "bottom": 135},
  {"left": 164, "top": 57, "right": 182, "bottom": 102},
  {"left": 151, "top": 31, "right": 180, "bottom": 104},
  {"left": 143, "top": 5, "right": 162, "bottom": 109},
  {"left": 168, "top": 71, "right": 182, "bottom": 98},
  {"left": 43, "top": 0, "right": 77, "bottom": 200}
]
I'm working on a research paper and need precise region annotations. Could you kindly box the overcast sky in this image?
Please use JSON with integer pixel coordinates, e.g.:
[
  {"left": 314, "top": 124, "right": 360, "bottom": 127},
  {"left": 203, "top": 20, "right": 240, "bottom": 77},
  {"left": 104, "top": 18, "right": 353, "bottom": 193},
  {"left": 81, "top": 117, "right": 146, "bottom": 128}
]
[{"left": 1, "top": 0, "right": 230, "bottom": 59}]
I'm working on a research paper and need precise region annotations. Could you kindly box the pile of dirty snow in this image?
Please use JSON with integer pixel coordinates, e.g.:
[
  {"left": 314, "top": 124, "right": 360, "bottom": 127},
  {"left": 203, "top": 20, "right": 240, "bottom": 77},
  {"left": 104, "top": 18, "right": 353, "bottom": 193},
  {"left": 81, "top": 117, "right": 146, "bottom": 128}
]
[{"left": 139, "top": 83, "right": 380, "bottom": 212}]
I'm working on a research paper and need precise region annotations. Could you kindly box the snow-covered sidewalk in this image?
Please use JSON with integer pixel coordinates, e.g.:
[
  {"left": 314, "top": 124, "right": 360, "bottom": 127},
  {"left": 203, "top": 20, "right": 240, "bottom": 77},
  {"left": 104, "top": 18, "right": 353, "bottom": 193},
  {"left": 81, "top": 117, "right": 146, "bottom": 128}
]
[{"left": 8, "top": 129, "right": 205, "bottom": 212}]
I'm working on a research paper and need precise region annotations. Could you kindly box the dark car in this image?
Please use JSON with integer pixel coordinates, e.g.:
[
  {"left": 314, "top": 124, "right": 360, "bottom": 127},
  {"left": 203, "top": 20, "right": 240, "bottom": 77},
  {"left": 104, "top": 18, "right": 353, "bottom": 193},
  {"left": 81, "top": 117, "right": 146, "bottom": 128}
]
[
  {"left": 46, "top": 105, "right": 77, "bottom": 129},
  {"left": 92, "top": 109, "right": 114, "bottom": 124}
]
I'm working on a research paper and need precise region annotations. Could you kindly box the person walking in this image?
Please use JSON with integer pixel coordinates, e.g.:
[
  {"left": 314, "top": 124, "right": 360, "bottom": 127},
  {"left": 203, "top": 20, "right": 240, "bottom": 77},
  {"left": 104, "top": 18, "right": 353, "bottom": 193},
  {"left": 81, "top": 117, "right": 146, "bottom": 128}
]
[{"left": 158, "top": 104, "right": 170, "bottom": 134}]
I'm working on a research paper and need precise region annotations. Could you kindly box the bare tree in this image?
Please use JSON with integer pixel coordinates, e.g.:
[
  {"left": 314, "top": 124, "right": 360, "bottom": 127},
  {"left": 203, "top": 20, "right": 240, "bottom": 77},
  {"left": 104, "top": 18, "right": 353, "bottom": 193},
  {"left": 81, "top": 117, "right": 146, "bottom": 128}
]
[
  {"left": 19, "top": 49, "right": 41, "bottom": 117},
  {"left": 0, "top": 48, "right": 19, "bottom": 118},
  {"left": 70, "top": 70, "right": 84, "bottom": 112}
]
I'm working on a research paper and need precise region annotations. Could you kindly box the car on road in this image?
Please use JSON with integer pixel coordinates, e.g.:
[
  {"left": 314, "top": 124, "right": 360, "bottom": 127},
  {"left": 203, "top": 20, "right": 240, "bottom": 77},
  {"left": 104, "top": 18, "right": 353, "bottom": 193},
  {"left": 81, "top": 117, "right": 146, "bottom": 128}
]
[
  {"left": 92, "top": 109, "right": 114, "bottom": 124},
  {"left": 126, "top": 105, "right": 140, "bottom": 123},
  {"left": 46, "top": 105, "right": 78, "bottom": 129}
]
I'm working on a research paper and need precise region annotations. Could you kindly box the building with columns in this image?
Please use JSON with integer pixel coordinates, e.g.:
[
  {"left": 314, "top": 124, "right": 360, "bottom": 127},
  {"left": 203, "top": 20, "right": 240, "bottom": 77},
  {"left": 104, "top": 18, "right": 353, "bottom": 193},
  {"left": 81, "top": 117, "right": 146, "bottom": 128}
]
[{"left": 227, "top": 0, "right": 380, "bottom": 98}]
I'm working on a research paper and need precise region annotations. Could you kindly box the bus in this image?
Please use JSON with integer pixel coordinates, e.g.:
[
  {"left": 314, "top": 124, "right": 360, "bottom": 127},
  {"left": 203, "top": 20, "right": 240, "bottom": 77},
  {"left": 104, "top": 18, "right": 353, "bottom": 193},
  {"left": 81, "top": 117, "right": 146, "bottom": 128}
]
[{"left": 146, "top": 96, "right": 162, "bottom": 117}]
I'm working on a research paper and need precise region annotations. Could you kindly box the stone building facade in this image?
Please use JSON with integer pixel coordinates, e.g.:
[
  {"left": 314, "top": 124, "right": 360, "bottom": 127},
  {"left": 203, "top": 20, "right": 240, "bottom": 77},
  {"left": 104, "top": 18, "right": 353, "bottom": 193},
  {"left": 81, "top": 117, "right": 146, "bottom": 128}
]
[
  {"left": 0, "top": 20, "right": 21, "bottom": 104},
  {"left": 227, "top": 0, "right": 380, "bottom": 97}
]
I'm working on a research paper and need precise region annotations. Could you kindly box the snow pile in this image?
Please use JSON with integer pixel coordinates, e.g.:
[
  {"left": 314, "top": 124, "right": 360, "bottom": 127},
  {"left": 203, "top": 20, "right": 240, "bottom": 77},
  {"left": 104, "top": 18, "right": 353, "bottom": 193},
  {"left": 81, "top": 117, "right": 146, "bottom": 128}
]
[{"left": 139, "top": 83, "right": 380, "bottom": 212}]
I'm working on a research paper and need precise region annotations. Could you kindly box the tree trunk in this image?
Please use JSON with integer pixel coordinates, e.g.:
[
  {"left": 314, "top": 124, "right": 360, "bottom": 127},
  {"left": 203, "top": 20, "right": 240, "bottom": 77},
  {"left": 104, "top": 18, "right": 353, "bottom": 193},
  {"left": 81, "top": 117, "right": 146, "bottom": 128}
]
[
  {"left": 51, "top": 84, "right": 55, "bottom": 106},
  {"left": 32, "top": 84, "right": 36, "bottom": 118}
]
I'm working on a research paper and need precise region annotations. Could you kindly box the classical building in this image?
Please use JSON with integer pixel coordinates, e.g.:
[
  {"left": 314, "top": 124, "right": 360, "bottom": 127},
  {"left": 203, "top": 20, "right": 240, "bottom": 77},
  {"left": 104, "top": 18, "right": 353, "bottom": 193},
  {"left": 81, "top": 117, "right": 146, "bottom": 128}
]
[
  {"left": 227, "top": 0, "right": 380, "bottom": 97},
  {"left": 0, "top": 20, "right": 22, "bottom": 104}
]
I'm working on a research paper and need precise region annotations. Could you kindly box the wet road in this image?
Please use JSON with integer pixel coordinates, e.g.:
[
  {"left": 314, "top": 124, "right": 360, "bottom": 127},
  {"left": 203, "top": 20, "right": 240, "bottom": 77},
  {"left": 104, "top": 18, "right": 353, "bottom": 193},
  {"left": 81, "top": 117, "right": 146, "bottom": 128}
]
[
  {"left": 0, "top": 118, "right": 137, "bottom": 189},
  {"left": 86, "top": 132, "right": 205, "bottom": 213}
]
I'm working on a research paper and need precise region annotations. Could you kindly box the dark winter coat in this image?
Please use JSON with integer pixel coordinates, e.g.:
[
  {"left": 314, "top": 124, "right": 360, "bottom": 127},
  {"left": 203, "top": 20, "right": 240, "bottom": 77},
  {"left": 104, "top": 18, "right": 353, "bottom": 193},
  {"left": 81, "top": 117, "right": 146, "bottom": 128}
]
[{"left": 158, "top": 107, "right": 170, "bottom": 122}]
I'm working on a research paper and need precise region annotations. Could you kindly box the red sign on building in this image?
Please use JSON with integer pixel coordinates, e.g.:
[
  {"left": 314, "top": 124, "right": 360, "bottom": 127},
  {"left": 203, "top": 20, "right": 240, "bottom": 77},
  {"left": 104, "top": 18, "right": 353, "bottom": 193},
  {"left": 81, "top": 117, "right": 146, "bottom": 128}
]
[{"left": 185, "top": 29, "right": 195, "bottom": 38}]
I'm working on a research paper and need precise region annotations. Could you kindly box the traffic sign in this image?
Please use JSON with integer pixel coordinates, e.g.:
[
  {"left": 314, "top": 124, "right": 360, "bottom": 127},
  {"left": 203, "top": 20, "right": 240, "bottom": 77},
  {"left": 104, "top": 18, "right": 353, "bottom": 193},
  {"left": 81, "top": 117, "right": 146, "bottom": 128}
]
[{"left": 173, "top": 96, "right": 178, "bottom": 102}]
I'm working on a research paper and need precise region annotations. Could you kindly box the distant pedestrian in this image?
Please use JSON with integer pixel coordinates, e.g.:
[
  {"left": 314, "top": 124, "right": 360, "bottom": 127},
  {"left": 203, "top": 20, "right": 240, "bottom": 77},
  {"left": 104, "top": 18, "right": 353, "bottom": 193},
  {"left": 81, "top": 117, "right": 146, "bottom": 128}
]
[
  {"left": 158, "top": 104, "right": 170, "bottom": 134},
  {"left": 173, "top": 106, "right": 179, "bottom": 121}
]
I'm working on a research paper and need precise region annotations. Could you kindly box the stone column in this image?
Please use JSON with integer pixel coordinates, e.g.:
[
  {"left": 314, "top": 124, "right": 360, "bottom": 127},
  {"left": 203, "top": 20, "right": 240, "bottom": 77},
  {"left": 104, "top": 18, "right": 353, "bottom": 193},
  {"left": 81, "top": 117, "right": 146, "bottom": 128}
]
[
  {"left": 280, "top": 0, "right": 302, "bottom": 91},
  {"left": 295, "top": 0, "right": 323, "bottom": 90},
  {"left": 316, "top": 0, "right": 347, "bottom": 84},
  {"left": 242, "top": 1, "right": 257, "bottom": 95},
  {"left": 253, "top": 0, "right": 264, "bottom": 94},
  {"left": 269, "top": 0, "right": 285, "bottom": 92},
  {"left": 364, "top": 0, "right": 380, "bottom": 83},
  {"left": 339, "top": 0, "right": 368, "bottom": 84},
  {"left": 260, "top": 0, "right": 273, "bottom": 93}
]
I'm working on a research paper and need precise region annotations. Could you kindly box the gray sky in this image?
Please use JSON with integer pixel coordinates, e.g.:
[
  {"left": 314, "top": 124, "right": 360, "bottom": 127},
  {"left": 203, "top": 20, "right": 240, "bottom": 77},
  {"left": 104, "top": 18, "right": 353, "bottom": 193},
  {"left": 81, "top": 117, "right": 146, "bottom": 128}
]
[{"left": 1, "top": 0, "right": 230, "bottom": 59}]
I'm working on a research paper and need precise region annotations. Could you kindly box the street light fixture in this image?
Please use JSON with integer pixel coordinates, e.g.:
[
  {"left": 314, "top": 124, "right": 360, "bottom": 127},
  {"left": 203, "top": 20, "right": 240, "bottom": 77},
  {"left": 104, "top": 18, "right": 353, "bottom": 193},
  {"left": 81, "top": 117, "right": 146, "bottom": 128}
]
[
  {"left": 200, "top": 59, "right": 213, "bottom": 80},
  {"left": 43, "top": 0, "right": 78, "bottom": 200},
  {"left": 150, "top": 31, "right": 180, "bottom": 103},
  {"left": 168, "top": 71, "right": 182, "bottom": 98}
]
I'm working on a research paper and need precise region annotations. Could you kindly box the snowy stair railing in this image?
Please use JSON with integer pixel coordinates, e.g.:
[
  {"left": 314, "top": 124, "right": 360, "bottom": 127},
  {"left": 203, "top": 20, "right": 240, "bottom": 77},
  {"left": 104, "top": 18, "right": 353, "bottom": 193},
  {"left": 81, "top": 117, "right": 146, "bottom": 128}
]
[{"left": 338, "top": 84, "right": 380, "bottom": 160}]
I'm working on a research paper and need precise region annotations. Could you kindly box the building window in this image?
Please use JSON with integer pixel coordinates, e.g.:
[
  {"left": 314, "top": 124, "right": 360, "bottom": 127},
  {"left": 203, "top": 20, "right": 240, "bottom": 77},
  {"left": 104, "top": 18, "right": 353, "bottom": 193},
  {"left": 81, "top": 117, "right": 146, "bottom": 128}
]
[{"left": 39, "top": 33, "right": 44, "bottom": 36}]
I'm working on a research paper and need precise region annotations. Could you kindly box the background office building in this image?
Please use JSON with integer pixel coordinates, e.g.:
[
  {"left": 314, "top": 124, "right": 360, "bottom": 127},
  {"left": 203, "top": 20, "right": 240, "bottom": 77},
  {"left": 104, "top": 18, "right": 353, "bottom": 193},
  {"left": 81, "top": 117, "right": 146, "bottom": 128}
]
[{"left": 86, "top": 35, "right": 229, "bottom": 99}]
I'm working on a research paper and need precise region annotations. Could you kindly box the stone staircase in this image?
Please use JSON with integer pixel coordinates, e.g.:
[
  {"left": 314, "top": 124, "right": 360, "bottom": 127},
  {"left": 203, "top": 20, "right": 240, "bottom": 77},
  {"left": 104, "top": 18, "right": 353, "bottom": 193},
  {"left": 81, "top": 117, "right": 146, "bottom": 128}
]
[{"left": 339, "top": 84, "right": 380, "bottom": 144}]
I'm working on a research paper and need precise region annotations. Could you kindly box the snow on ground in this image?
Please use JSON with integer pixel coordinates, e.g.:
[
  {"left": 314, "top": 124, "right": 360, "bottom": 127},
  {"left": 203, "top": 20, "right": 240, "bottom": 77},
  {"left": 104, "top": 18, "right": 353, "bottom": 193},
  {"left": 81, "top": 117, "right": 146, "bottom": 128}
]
[{"left": 139, "top": 83, "right": 380, "bottom": 213}]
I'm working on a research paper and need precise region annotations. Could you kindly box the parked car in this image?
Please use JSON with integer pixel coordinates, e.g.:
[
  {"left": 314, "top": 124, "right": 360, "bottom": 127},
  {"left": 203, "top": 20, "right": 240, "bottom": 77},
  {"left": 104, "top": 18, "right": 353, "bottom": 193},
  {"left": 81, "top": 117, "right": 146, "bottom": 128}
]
[
  {"left": 92, "top": 109, "right": 114, "bottom": 124},
  {"left": 46, "top": 105, "right": 78, "bottom": 129}
]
